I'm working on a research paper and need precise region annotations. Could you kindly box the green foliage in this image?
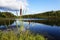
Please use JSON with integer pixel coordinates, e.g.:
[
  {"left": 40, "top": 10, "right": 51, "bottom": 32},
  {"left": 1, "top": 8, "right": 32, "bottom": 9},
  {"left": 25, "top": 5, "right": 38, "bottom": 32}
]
[
  {"left": 0, "top": 30, "right": 46, "bottom": 40},
  {"left": 0, "top": 12, "right": 16, "bottom": 18},
  {"left": 21, "top": 10, "right": 60, "bottom": 18}
]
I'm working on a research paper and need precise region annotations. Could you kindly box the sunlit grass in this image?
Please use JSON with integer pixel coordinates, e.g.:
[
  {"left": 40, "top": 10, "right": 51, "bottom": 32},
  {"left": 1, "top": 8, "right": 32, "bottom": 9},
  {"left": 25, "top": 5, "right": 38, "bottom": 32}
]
[{"left": 0, "top": 30, "right": 47, "bottom": 40}]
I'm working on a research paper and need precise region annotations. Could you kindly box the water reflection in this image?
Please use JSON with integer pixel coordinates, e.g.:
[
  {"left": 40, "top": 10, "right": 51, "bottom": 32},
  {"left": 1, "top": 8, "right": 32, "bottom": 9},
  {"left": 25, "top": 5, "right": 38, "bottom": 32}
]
[
  {"left": 23, "top": 19, "right": 60, "bottom": 26},
  {"left": 0, "top": 19, "right": 15, "bottom": 30},
  {"left": 26, "top": 20, "right": 30, "bottom": 30},
  {"left": 0, "top": 20, "right": 15, "bottom": 25},
  {"left": 0, "top": 19, "right": 60, "bottom": 40}
]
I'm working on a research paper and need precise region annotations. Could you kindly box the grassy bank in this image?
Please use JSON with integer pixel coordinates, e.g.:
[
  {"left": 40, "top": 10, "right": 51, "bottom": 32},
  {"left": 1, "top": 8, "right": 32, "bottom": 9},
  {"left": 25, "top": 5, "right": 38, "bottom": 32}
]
[{"left": 0, "top": 30, "right": 47, "bottom": 40}]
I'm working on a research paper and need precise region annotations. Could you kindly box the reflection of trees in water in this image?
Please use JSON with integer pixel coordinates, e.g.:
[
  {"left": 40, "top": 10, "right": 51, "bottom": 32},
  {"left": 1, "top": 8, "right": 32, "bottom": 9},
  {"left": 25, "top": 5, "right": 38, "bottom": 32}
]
[
  {"left": 46, "top": 19, "right": 60, "bottom": 26},
  {"left": 23, "top": 19, "right": 60, "bottom": 26},
  {"left": 27, "top": 21, "right": 30, "bottom": 29},
  {"left": 47, "top": 11, "right": 60, "bottom": 26},
  {"left": 0, "top": 20, "right": 15, "bottom": 26}
]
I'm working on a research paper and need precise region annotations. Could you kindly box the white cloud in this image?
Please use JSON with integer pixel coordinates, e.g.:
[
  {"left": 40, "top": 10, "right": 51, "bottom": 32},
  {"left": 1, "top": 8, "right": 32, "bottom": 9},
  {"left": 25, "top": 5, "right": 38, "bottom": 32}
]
[{"left": 0, "top": 0, "right": 29, "bottom": 11}]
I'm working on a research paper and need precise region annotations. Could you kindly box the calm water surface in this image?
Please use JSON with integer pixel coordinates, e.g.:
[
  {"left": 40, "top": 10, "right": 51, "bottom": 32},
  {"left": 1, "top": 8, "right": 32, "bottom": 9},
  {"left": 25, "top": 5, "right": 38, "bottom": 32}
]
[{"left": 0, "top": 18, "right": 60, "bottom": 40}]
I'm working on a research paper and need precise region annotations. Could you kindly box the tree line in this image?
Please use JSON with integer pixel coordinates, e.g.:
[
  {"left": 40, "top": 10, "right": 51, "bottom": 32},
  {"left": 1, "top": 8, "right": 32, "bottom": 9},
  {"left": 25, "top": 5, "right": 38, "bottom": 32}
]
[
  {"left": 0, "top": 12, "right": 16, "bottom": 18},
  {"left": 21, "top": 10, "right": 60, "bottom": 18}
]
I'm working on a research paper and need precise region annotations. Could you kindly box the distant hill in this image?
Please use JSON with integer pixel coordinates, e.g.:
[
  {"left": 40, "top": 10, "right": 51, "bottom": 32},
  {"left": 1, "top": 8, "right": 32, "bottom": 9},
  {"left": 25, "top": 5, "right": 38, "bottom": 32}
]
[
  {"left": 0, "top": 12, "right": 16, "bottom": 18},
  {"left": 22, "top": 10, "right": 60, "bottom": 18}
]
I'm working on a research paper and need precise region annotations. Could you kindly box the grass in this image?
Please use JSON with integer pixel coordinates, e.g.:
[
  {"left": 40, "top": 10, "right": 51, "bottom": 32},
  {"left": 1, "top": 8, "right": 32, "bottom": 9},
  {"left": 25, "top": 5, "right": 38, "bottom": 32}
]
[{"left": 0, "top": 30, "right": 47, "bottom": 40}]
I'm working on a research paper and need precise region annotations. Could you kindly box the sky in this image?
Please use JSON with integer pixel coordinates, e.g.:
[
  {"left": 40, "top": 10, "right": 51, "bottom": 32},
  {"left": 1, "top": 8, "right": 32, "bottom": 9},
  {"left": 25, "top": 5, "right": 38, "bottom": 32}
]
[{"left": 0, "top": 0, "right": 60, "bottom": 15}]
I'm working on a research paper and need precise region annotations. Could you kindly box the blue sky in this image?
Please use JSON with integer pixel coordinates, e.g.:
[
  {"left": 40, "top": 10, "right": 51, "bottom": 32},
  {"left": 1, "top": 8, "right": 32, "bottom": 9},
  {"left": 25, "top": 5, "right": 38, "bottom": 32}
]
[
  {"left": 27, "top": 0, "right": 60, "bottom": 14},
  {"left": 0, "top": 0, "right": 60, "bottom": 15}
]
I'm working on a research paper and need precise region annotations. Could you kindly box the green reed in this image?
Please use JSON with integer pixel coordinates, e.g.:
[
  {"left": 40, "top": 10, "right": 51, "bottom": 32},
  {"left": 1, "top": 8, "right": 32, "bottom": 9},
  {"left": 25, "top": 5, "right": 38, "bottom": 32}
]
[{"left": 0, "top": 30, "right": 47, "bottom": 40}]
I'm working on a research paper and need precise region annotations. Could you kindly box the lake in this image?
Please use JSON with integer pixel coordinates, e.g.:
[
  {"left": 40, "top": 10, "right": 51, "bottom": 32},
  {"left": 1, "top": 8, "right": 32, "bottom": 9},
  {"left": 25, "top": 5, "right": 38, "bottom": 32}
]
[{"left": 0, "top": 18, "right": 60, "bottom": 40}]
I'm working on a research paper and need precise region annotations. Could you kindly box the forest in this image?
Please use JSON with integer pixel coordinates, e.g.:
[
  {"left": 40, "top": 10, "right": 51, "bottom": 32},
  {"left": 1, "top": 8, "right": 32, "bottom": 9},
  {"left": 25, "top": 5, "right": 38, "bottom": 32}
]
[
  {"left": 21, "top": 10, "right": 60, "bottom": 19},
  {"left": 0, "top": 12, "right": 16, "bottom": 18}
]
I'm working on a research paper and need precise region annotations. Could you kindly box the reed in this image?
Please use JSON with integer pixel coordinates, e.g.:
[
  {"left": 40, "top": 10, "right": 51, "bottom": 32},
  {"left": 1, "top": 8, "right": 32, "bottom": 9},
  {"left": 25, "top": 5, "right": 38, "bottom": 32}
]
[{"left": 0, "top": 30, "right": 47, "bottom": 40}]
